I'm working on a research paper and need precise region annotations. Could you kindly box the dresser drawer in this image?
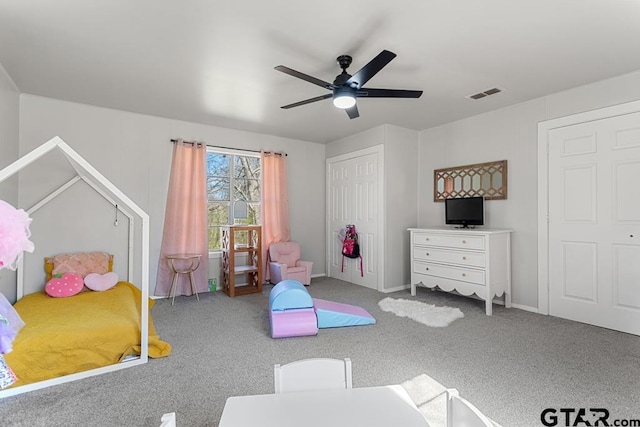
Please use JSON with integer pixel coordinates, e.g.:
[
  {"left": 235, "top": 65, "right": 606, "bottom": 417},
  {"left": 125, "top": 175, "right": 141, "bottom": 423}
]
[
  {"left": 412, "top": 261, "right": 485, "bottom": 285},
  {"left": 413, "top": 247, "right": 485, "bottom": 268},
  {"left": 412, "top": 232, "right": 485, "bottom": 250}
]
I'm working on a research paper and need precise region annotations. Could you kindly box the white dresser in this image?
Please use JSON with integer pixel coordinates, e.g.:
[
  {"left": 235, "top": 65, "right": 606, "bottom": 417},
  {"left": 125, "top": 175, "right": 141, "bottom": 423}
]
[{"left": 408, "top": 227, "right": 512, "bottom": 315}]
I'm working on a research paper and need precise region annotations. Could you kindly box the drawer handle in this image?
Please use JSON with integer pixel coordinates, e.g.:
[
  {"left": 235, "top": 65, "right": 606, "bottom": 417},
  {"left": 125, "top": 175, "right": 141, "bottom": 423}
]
[
  {"left": 462, "top": 273, "right": 466, "bottom": 277},
  {"left": 425, "top": 238, "right": 430, "bottom": 241},
  {"left": 425, "top": 267, "right": 429, "bottom": 271},
  {"left": 462, "top": 256, "right": 467, "bottom": 260},
  {"left": 426, "top": 253, "right": 430, "bottom": 256},
  {"left": 462, "top": 240, "right": 467, "bottom": 244}
]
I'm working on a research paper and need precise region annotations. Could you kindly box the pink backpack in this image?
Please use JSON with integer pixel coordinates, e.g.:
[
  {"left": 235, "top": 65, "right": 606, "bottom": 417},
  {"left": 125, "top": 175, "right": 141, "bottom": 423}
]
[{"left": 341, "top": 224, "right": 363, "bottom": 277}]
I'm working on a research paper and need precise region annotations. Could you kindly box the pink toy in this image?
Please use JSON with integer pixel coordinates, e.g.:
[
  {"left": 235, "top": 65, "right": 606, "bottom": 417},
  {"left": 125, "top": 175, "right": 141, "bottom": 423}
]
[
  {"left": 0, "top": 292, "right": 25, "bottom": 354},
  {"left": 268, "top": 280, "right": 375, "bottom": 339},
  {"left": 0, "top": 200, "right": 35, "bottom": 270},
  {"left": 270, "top": 308, "right": 318, "bottom": 338}
]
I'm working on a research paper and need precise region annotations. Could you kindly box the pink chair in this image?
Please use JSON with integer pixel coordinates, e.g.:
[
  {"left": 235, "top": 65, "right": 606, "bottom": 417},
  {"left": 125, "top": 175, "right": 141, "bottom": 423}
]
[{"left": 268, "top": 241, "right": 313, "bottom": 285}]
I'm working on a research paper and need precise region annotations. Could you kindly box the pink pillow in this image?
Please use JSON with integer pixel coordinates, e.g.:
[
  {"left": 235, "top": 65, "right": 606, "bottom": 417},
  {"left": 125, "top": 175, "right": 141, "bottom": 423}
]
[
  {"left": 84, "top": 272, "right": 118, "bottom": 291},
  {"left": 51, "top": 252, "right": 110, "bottom": 277},
  {"left": 45, "top": 273, "right": 84, "bottom": 298}
]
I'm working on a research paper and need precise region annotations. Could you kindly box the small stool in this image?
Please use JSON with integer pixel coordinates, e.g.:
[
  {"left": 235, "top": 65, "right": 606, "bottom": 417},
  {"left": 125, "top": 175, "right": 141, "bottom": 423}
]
[{"left": 167, "top": 253, "right": 202, "bottom": 305}]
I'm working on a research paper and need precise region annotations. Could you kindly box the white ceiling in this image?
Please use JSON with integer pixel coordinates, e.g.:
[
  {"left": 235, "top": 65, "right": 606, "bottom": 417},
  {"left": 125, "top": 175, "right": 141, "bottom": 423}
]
[{"left": 1, "top": 0, "right": 640, "bottom": 143}]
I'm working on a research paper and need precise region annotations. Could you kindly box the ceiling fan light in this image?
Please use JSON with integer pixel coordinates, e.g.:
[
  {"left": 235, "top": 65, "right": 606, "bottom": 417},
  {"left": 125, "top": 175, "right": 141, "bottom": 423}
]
[{"left": 333, "top": 94, "right": 356, "bottom": 109}]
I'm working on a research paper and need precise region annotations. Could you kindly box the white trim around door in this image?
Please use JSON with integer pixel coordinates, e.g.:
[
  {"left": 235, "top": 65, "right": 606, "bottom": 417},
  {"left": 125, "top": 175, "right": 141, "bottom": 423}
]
[
  {"left": 326, "top": 145, "right": 385, "bottom": 291},
  {"left": 537, "top": 98, "right": 640, "bottom": 315}
]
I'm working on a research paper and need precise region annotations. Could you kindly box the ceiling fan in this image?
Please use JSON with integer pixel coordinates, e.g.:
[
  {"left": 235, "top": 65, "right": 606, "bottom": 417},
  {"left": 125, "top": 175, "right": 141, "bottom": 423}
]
[{"left": 275, "top": 50, "right": 423, "bottom": 119}]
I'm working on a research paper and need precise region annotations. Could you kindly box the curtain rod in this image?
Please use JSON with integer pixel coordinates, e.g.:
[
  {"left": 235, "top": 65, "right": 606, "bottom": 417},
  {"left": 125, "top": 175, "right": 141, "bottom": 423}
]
[{"left": 170, "top": 139, "right": 287, "bottom": 156}]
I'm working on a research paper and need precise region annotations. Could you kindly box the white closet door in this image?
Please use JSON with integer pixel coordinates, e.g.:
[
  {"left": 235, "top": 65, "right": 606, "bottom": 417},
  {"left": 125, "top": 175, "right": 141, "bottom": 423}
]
[
  {"left": 329, "top": 157, "right": 353, "bottom": 282},
  {"left": 548, "top": 111, "right": 640, "bottom": 335},
  {"left": 327, "top": 149, "right": 380, "bottom": 290}
]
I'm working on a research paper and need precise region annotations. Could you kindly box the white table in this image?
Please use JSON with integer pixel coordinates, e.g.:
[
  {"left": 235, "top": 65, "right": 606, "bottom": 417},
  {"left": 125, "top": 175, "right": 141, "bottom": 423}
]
[{"left": 219, "top": 385, "right": 430, "bottom": 427}]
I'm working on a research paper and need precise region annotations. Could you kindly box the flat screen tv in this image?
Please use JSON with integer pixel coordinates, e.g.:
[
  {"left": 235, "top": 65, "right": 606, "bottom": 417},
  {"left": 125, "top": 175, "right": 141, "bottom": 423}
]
[{"left": 445, "top": 196, "right": 484, "bottom": 228}]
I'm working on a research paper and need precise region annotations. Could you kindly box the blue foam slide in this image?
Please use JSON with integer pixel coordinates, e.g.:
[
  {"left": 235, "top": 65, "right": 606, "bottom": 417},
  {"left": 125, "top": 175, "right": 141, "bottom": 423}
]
[
  {"left": 269, "top": 280, "right": 314, "bottom": 311},
  {"left": 313, "top": 298, "right": 376, "bottom": 328}
]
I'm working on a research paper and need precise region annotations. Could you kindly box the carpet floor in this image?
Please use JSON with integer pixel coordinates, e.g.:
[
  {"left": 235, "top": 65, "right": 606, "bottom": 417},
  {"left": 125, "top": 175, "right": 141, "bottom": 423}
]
[{"left": 0, "top": 277, "right": 638, "bottom": 426}]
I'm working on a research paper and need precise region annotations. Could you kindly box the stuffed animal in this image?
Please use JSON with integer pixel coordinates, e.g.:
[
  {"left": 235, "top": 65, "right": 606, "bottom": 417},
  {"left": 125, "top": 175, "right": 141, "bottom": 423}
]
[{"left": 0, "top": 200, "right": 35, "bottom": 270}]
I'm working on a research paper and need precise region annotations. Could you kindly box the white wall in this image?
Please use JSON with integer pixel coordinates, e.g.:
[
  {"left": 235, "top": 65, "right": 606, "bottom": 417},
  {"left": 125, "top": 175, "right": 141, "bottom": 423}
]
[
  {"left": 326, "top": 124, "right": 419, "bottom": 291},
  {"left": 419, "top": 100, "right": 544, "bottom": 309},
  {"left": 0, "top": 62, "right": 20, "bottom": 300},
  {"left": 419, "top": 70, "right": 640, "bottom": 311},
  {"left": 8, "top": 65, "right": 640, "bottom": 307},
  {"left": 326, "top": 126, "right": 386, "bottom": 158},
  {"left": 383, "top": 125, "right": 419, "bottom": 289},
  {"left": 17, "top": 95, "right": 326, "bottom": 295}
]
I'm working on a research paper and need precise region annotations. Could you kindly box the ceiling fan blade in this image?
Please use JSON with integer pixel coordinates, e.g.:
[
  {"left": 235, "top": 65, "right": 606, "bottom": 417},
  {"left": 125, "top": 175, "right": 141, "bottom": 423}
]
[
  {"left": 346, "top": 50, "right": 396, "bottom": 89},
  {"left": 281, "top": 93, "right": 333, "bottom": 109},
  {"left": 346, "top": 104, "right": 359, "bottom": 119},
  {"left": 357, "top": 88, "right": 423, "bottom": 98},
  {"left": 275, "top": 65, "right": 335, "bottom": 90}
]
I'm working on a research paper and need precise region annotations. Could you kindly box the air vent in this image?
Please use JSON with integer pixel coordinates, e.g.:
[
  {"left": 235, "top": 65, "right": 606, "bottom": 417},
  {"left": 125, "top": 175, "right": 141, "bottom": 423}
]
[
  {"left": 467, "top": 87, "right": 503, "bottom": 100},
  {"left": 469, "top": 93, "right": 487, "bottom": 100}
]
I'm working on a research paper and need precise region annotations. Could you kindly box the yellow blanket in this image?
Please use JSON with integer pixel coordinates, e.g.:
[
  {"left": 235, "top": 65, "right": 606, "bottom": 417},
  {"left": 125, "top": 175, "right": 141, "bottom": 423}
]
[{"left": 5, "top": 282, "right": 171, "bottom": 387}]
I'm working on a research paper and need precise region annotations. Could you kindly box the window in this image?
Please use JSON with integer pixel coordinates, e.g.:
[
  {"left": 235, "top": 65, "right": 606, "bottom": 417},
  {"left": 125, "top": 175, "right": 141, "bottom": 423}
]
[{"left": 206, "top": 150, "right": 261, "bottom": 251}]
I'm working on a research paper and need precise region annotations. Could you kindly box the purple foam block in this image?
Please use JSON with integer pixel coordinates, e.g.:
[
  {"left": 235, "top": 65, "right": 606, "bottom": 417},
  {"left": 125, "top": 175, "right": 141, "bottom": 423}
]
[{"left": 270, "top": 308, "right": 318, "bottom": 338}]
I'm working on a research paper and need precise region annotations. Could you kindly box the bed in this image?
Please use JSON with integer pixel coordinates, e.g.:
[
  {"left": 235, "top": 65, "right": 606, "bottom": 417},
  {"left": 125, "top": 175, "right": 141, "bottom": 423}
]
[
  {"left": 3, "top": 252, "right": 171, "bottom": 388},
  {"left": 0, "top": 137, "right": 165, "bottom": 397}
]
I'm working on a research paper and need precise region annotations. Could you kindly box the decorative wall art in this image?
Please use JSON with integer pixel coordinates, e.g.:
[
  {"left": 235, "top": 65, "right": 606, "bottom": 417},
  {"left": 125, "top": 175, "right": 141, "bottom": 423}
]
[{"left": 434, "top": 160, "right": 507, "bottom": 202}]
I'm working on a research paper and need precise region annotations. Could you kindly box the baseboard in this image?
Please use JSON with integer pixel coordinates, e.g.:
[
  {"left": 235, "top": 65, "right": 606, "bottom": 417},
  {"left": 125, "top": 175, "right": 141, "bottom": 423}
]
[
  {"left": 379, "top": 284, "right": 412, "bottom": 293},
  {"left": 306, "top": 278, "right": 540, "bottom": 314},
  {"left": 151, "top": 289, "right": 218, "bottom": 298},
  {"left": 510, "top": 303, "right": 539, "bottom": 313}
]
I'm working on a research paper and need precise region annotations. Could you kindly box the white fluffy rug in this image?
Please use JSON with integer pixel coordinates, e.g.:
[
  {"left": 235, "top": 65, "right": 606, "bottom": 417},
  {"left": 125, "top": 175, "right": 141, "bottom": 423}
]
[{"left": 378, "top": 297, "right": 464, "bottom": 327}]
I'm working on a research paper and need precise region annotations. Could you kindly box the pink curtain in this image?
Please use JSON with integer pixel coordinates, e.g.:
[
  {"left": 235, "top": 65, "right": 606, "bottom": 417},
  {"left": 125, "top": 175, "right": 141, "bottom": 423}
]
[
  {"left": 261, "top": 151, "right": 290, "bottom": 281},
  {"left": 155, "top": 141, "right": 209, "bottom": 296}
]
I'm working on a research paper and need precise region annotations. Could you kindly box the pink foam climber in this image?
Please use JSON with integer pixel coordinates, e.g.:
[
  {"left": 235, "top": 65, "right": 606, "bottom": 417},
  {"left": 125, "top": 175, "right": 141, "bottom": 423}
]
[
  {"left": 268, "top": 280, "right": 376, "bottom": 338},
  {"left": 269, "top": 280, "right": 318, "bottom": 338}
]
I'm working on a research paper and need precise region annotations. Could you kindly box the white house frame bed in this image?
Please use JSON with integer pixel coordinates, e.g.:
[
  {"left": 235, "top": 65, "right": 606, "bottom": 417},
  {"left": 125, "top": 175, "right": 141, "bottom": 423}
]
[{"left": 0, "top": 136, "right": 150, "bottom": 398}]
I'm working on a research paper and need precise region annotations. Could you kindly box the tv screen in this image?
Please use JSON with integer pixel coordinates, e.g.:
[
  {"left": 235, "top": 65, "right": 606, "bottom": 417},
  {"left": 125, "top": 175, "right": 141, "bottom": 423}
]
[{"left": 445, "top": 197, "right": 484, "bottom": 228}]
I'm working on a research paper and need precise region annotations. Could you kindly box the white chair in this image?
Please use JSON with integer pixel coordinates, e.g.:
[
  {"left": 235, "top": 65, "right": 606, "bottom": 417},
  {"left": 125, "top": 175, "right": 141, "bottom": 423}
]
[
  {"left": 159, "top": 412, "right": 176, "bottom": 427},
  {"left": 274, "top": 357, "right": 352, "bottom": 393},
  {"left": 446, "top": 389, "right": 493, "bottom": 427}
]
